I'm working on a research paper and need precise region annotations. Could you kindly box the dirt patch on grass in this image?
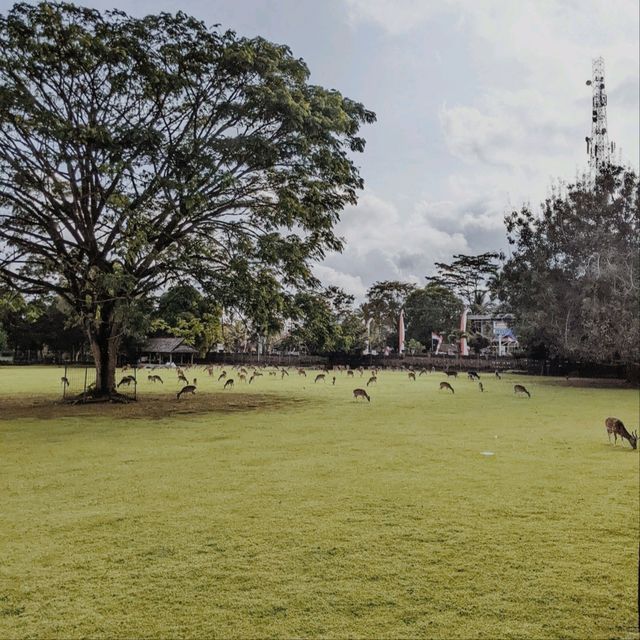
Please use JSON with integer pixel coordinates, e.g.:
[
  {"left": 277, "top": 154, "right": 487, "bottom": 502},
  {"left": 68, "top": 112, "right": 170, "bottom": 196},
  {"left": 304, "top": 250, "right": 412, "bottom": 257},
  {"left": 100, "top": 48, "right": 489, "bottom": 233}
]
[
  {"left": 0, "top": 392, "right": 307, "bottom": 421},
  {"left": 537, "top": 377, "right": 637, "bottom": 389}
]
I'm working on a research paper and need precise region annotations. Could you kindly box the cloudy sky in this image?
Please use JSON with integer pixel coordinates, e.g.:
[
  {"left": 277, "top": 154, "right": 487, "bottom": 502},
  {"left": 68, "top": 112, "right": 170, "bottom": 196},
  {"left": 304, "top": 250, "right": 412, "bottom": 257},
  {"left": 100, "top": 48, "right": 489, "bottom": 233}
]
[{"left": 3, "top": 0, "right": 639, "bottom": 298}]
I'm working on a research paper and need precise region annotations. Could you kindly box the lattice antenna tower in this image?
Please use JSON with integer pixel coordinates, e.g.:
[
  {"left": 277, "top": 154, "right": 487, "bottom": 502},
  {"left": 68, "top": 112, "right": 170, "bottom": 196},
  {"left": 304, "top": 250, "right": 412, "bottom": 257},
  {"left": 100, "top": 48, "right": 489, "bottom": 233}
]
[{"left": 585, "top": 57, "right": 615, "bottom": 173}]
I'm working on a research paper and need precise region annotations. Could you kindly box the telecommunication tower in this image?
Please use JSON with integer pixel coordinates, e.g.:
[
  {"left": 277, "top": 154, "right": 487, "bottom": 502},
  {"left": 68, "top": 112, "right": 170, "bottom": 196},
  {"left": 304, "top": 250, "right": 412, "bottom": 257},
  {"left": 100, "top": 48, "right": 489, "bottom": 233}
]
[{"left": 585, "top": 57, "right": 615, "bottom": 172}]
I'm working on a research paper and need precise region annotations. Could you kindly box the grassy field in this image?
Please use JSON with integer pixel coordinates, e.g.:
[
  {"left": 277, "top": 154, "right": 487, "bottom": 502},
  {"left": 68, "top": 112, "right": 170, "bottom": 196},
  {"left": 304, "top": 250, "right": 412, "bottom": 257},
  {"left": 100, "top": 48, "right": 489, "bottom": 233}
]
[{"left": 0, "top": 365, "right": 638, "bottom": 639}]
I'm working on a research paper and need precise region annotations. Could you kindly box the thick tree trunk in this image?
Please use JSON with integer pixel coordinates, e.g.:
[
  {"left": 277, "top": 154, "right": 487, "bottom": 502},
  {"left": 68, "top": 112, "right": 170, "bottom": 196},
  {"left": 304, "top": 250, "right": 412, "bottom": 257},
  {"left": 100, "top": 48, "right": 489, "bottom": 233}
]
[{"left": 86, "top": 304, "right": 121, "bottom": 397}]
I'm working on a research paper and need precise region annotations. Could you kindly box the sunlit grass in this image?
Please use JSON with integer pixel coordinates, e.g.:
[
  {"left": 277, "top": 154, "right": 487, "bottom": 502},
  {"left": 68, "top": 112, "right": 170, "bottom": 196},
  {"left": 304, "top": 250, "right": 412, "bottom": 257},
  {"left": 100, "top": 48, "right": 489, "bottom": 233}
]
[{"left": 1, "top": 365, "right": 638, "bottom": 638}]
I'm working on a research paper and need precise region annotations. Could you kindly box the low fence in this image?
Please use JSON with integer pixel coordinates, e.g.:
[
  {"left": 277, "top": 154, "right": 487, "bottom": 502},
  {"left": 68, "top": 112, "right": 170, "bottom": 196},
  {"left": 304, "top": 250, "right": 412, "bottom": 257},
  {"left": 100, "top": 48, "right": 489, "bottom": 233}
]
[{"left": 61, "top": 364, "right": 137, "bottom": 401}]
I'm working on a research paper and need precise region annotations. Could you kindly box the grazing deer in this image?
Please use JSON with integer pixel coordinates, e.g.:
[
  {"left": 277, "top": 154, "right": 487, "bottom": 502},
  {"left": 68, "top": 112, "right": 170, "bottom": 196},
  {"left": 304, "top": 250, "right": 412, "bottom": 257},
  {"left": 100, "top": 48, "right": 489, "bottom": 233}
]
[
  {"left": 248, "top": 375, "right": 255, "bottom": 384},
  {"left": 178, "top": 374, "right": 189, "bottom": 385},
  {"left": 223, "top": 379, "right": 234, "bottom": 390},
  {"left": 347, "top": 370, "right": 354, "bottom": 377},
  {"left": 353, "top": 388, "right": 370, "bottom": 402},
  {"left": 358, "top": 366, "right": 364, "bottom": 376},
  {"left": 418, "top": 368, "right": 427, "bottom": 376},
  {"left": 217, "top": 371, "right": 226, "bottom": 382},
  {"left": 366, "top": 376, "right": 377, "bottom": 387},
  {"left": 439, "top": 381, "right": 454, "bottom": 394},
  {"left": 605, "top": 417, "right": 638, "bottom": 449},
  {"left": 408, "top": 372, "right": 416, "bottom": 381},
  {"left": 514, "top": 384, "right": 531, "bottom": 398},
  {"left": 298, "top": 369, "right": 307, "bottom": 377},
  {"left": 332, "top": 376, "right": 336, "bottom": 385},
  {"left": 238, "top": 373, "right": 246, "bottom": 382},
  {"left": 240, "top": 368, "right": 248, "bottom": 375},
  {"left": 495, "top": 370, "right": 501, "bottom": 379},
  {"left": 314, "top": 374, "right": 325, "bottom": 383},
  {"left": 281, "top": 368, "right": 289, "bottom": 376},
  {"left": 445, "top": 371, "right": 458, "bottom": 378},
  {"left": 61, "top": 376, "right": 69, "bottom": 387},
  {"left": 253, "top": 371, "right": 263, "bottom": 377},
  {"left": 468, "top": 371, "right": 480, "bottom": 380},
  {"left": 269, "top": 371, "right": 277, "bottom": 376},
  {"left": 148, "top": 375, "right": 163, "bottom": 384},
  {"left": 117, "top": 375, "right": 136, "bottom": 388},
  {"left": 478, "top": 382, "right": 484, "bottom": 392},
  {"left": 177, "top": 384, "right": 196, "bottom": 400}
]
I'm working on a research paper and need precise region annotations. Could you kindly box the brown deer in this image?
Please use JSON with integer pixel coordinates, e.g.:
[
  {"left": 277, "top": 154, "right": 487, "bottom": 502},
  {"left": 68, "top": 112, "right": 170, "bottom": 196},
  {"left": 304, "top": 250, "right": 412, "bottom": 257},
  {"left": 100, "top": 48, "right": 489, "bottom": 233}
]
[
  {"left": 223, "top": 379, "right": 234, "bottom": 390},
  {"left": 332, "top": 376, "right": 336, "bottom": 385},
  {"left": 238, "top": 373, "right": 246, "bottom": 382},
  {"left": 298, "top": 368, "right": 307, "bottom": 377},
  {"left": 408, "top": 372, "right": 416, "bottom": 381},
  {"left": 217, "top": 371, "right": 226, "bottom": 382},
  {"left": 148, "top": 374, "right": 163, "bottom": 384},
  {"left": 366, "top": 376, "right": 377, "bottom": 387},
  {"left": 495, "top": 370, "right": 502, "bottom": 379},
  {"left": 178, "top": 373, "right": 189, "bottom": 385},
  {"left": 347, "top": 370, "right": 354, "bottom": 377},
  {"left": 468, "top": 371, "right": 480, "bottom": 380},
  {"left": 439, "top": 381, "right": 454, "bottom": 394},
  {"left": 478, "top": 382, "right": 484, "bottom": 392},
  {"left": 445, "top": 371, "right": 458, "bottom": 378},
  {"left": 418, "top": 368, "right": 427, "bottom": 376},
  {"left": 117, "top": 375, "right": 136, "bottom": 387},
  {"left": 281, "top": 368, "right": 289, "bottom": 376},
  {"left": 314, "top": 374, "right": 325, "bottom": 383},
  {"left": 514, "top": 384, "right": 531, "bottom": 398},
  {"left": 605, "top": 417, "right": 638, "bottom": 449},
  {"left": 177, "top": 384, "right": 196, "bottom": 399},
  {"left": 353, "top": 388, "right": 370, "bottom": 402},
  {"left": 61, "top": 376, "right": 69, "bottom": 387}
]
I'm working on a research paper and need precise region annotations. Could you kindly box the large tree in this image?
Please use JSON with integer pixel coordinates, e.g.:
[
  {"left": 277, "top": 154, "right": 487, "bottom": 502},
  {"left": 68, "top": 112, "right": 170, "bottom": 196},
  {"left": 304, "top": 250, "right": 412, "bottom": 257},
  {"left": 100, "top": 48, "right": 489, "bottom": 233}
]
[
  {"left": 499, "top": 166, "right": 639, "bottom": 362},
  {"left": 404, "top": 283, "right": 462, "bottom": 348},
  {"left": 0, "top": 3, "right": 374, "bottom": 396},
  {"left": 426, "top": 252, "right": 502, "bottom": 312}
]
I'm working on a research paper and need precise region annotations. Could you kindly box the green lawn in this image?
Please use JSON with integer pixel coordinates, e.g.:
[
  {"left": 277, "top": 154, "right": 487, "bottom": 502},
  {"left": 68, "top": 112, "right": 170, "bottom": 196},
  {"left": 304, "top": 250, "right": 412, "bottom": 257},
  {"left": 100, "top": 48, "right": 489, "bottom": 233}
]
[{"left": 1, "top": 365, "right": 638, "bottom": 639}]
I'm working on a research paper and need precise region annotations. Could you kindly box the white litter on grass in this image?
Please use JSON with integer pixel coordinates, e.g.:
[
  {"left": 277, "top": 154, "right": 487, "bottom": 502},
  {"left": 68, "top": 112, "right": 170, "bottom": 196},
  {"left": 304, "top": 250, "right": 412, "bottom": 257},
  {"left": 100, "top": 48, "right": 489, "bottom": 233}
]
[{"left": 480, "top": 451, "right": 495, "bottom": 456}]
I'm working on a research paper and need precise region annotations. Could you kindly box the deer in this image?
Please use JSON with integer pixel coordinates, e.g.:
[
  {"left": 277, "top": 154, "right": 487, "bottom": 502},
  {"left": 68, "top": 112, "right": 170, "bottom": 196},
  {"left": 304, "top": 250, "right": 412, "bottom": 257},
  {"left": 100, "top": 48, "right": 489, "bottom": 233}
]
[
  {"left": 353, "top": 388, "right": 370, "bottom": 402},
  {"left": 148, "top": 375, "right": 163, "bottom": 384},
  {"left": 495, "top": 370, "right": 502, "bottom": 380},
  {"left": 177, "top": 384, "right": 196, "bottom": 400},
  {"left": 281, "top": 368, "right": 289, "bottom": 377},
  {"left": 223, "top": 379, "right": 234, "bottom": 390},
  {"left": 418, "top": 368, "right": 428, "bottom": 376},
  {"left": 314, "top": 374, "right": 325, "bottom": 383},
  {"left": 468, "top": 371, "right": 480, "bottom": 380},
  {"left": 408, "top": 372, "right": 416, "bottom": 381},
  {"left": 445, "top": 370, "right": 458, "bottom": 378},
  {"left": 217, "top": 371, "right": 226, "bottom": 382},
  {"left": 513, "top": 384, "right": 531, "bottom": 398},
  {"left": 298, "top": 369, "right": 307, "bottom": 377},
  {"left": 178, "top": 373, "right": 189, "bottom": 385},
  {"left": 347, "top": 370, "right": 354, "bottom": 377},
  {"left": 332, "top": 376, "right": 336, "bottom": 386},
  {"left": 269, "top": 371, "right": 277, "bottom": 376},
  {"left": 358, "top": 366, "right": 364, "bottom": 376},
  {"left": 60, "top": 376, "right": 69, "bottom": 387},
  {"left": 117, "top": 375, "right": 136, "bottom": 388},
  {"left": 248, "top": 375, "right": 255, "bottom": 384},
  {"left": 366, "top": 376, "right": 377, "bottom": 387},
  {"left": 439, "top": 381, "right": 454, "bottom": 394},
  {"left": 605, "top": 417, "right": 638, "bottom": 449},
  {"left": 238, "top": 373, "right": 246, "bottom": 382},
  {"left": 478, "top": 382, "right": 484, "bottom": 392}
]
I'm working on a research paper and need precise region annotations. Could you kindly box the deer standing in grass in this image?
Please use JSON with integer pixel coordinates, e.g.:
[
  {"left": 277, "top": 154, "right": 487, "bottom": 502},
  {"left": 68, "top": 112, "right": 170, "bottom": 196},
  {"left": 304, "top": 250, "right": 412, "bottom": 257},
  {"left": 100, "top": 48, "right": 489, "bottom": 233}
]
[
  {"left": 408, "top": 372, "right": 416, "bottom": 381},
  {"left": 314, "top": 374, "right": 325, "bottom": 383},
  {"left": 478, "top": 382, "right": 484, "bottom": 392},
  {"left": 366, "top": 376, "right": 377, "bottom": 387},
  {"left": 177, "top": 385, "right": 196, "bottom": 399},
  {"left": 217, "top": 371, "right": 226, "bottom": 382},
  {"left": 445, "top": 370, "right": 458, "bottom": 378},
  {"left": 347, "top": 370, "right": 354, "bottom": 377},
  {"left": 148, "top": 375, "right": 163, "bottom": 384},
  {"left": 117, "top": 375, "right": 136, "bottom": 387},
  {"left": 61, "top": 376, "right": 69, "bottom": 387},
  {"left": 223, "top": 379, "right": 234, "bottom": 390},
  {"left": 439, "top": 381, "right": 454, "bottom": 394},
  {"left": 514, "top": 384, "right": 531, "bottom": 398},
  {"left": 353, "top": 388, "right": 370, "bottom": 402},
  {"left": 178, "top": 373, "right": 189, "bottom": 385},
  {"left": 605, "top": 418, "right": 638, "bottom": 449}
]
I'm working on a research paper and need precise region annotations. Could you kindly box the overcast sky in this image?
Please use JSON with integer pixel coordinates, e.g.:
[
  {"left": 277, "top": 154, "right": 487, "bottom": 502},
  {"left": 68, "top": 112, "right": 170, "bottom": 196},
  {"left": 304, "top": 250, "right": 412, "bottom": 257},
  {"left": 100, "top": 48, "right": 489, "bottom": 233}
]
[{"left": 3, "top": 0, "right": 639, "bottom": 299}]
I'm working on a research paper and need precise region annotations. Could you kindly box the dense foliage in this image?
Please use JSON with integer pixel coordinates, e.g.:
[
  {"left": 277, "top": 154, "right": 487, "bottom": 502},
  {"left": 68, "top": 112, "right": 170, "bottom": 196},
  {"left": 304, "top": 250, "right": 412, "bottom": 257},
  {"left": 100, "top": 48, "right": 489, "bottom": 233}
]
[{"left": 499, "top": 166, "right": 639, "bottom": 362}]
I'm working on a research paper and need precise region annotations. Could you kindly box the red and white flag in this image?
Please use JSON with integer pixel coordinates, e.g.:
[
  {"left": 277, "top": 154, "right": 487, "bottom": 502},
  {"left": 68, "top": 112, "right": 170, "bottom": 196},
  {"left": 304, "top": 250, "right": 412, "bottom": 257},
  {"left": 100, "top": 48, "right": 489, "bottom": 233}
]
[{"left": 398, "top": 309, "right": 405, "bottom": 354}]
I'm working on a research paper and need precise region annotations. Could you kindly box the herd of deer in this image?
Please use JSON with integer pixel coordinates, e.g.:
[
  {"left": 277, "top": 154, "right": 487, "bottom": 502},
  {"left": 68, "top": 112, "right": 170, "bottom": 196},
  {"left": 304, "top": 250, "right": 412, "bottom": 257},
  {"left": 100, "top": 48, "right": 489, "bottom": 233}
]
[{"left": 78, "top": 363, "right": 636, "bottom": 449}]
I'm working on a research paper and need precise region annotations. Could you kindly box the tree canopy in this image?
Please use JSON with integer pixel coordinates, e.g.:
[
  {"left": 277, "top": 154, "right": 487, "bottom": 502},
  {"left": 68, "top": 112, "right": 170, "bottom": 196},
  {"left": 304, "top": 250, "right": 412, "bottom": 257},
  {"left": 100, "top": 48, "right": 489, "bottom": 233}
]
[
  {"left": 498, "top": 166, "right": 639, "bottom": 362},
  {"left": 0, "top": 2, "right": 375, "bottom": 393}
]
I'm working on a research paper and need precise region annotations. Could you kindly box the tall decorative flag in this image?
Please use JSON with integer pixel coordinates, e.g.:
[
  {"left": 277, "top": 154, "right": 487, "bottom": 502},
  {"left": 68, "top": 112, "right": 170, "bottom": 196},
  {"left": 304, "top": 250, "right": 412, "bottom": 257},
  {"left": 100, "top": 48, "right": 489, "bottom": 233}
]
[{"left": 398, "top": 309, "right": 405, "bottom": 354}]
